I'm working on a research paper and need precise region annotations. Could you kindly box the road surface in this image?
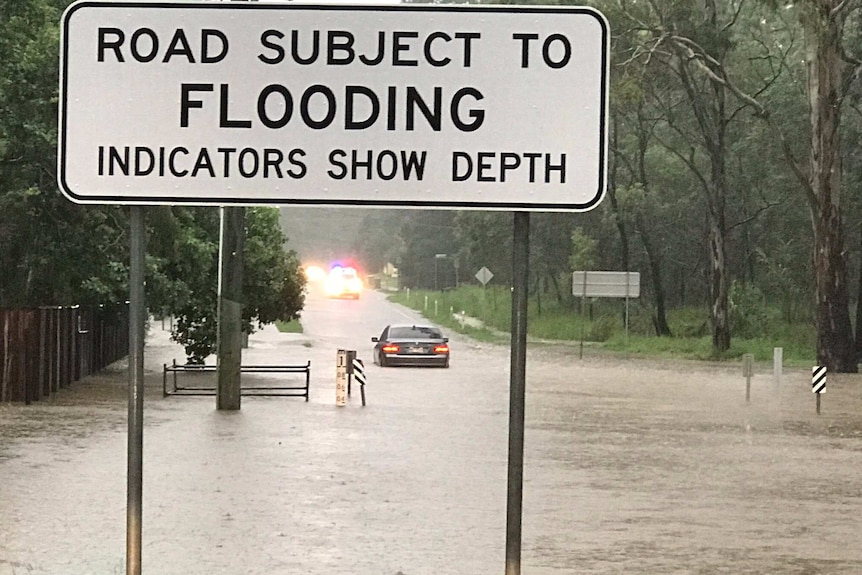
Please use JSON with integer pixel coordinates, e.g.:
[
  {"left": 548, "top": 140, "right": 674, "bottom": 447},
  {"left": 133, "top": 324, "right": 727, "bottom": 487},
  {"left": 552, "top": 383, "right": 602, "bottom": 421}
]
[{"left": 1, "top": 284, "right": 861, "bottom": 574}]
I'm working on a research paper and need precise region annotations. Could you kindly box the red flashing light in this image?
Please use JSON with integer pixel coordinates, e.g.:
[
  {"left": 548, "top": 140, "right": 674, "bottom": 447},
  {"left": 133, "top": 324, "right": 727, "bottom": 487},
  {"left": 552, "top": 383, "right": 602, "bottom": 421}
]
[
  {"left": 382, "top": 344, "right": 400, "bottom": 353},
  {"left": 434, "top": 344, "right": 450, "bottom": 353}
]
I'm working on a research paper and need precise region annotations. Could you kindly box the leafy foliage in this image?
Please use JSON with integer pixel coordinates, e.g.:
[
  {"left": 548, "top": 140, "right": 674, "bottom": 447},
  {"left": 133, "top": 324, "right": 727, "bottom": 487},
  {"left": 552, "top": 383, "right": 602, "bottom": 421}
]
[
  {"left": 146, "top": 207, "right": 306, "bottom": 364},
  {"left": 568, "top": 227, "right": 598, "bottom": 271},
  {"left": 0, "top": 0, "right": 135, "bottom": 307}
]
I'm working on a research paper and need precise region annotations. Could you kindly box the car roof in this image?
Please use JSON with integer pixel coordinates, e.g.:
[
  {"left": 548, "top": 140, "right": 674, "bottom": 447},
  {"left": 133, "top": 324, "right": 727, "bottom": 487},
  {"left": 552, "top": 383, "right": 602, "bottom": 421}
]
[{"left": 387, "top": 323, "right": 440, "bottom": 330}]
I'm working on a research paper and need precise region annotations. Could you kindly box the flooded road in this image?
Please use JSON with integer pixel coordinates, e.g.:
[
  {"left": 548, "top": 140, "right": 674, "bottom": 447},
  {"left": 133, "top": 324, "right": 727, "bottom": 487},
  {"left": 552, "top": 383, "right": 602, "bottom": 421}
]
[{"left": 1, "top": 288, "right": 861, "bottom": 574}]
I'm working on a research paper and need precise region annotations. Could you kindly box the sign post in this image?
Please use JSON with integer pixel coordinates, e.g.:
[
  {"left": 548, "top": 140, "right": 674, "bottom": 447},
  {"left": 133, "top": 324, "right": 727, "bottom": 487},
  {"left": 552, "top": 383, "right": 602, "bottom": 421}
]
[
  {"left": 475, "top": 267, "right": 494, "bottom": 325},
  {"left": 126, "top": 207, "right": 145, "bottom": 575}
]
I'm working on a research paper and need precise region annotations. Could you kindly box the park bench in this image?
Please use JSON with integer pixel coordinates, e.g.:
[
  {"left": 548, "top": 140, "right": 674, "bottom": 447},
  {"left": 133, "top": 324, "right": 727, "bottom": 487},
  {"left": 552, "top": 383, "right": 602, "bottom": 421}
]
[{"left": 163, "top": 359, "right": 311, "bottom": 400}]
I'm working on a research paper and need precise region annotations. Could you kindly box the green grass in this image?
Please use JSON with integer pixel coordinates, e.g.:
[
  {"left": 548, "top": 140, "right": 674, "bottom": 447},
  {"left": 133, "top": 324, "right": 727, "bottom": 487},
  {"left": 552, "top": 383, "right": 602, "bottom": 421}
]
[
  {"left": 275, "top": 319, "right": 303, "bottom": 333},
  {"left": 389, "top": 286, "right": 817, "bottom": 365}
]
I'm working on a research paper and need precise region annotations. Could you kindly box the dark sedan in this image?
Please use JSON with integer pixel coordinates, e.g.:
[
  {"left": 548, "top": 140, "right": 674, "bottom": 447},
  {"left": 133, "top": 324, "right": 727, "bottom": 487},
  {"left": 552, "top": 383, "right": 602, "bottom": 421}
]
[{"left": 372, "top": 324, "right": 450, "bottom": 368}]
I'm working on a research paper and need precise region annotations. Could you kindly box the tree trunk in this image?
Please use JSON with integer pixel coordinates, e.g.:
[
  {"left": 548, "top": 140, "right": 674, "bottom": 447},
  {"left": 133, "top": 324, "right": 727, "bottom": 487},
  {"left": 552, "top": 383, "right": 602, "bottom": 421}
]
[
  {"left": 609, "top": 114, "right": 632, "bottom": 273},
  {"left": 640, "top": 223, "right": 672, "bottom": 336},
  {"left": 548, "top": 272, "right": 569, "bottom": 310},
  {"left": 855, "top": 226, "right": 862, "bottom": 361},
  {"left": 805, "top": 1, "right": 857, "bottom": 372},
  {"left": 709, "top": 209, "right": 730, "bottom": 352},
  {"left": 628, "top": 105, "right": 672, "bottom": 337},
  {"left": 671, "top": 1, "right": 731, "bottom": 355},
  {"left": 813, "top": 207, "right": 856, "bottom": 371}
]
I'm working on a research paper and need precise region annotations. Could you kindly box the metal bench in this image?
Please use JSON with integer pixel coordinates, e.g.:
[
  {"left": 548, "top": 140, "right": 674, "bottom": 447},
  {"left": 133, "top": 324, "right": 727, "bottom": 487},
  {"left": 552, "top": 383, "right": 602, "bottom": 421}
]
[{"left": 163, "top": 359, "right": 311, "bottom": 400}]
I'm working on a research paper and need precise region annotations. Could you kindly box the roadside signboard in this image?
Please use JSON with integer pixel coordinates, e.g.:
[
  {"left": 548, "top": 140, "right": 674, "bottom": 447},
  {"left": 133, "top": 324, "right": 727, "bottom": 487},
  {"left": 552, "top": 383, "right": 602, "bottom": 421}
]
[
  {"left": 572, "top": 270, "right": 640, "bottom": 358},
  {"left": 475, "top": 266, "right": 494, "bottom": 286},
  {"left": 572, "top": 271, "right": 640, "bottom": 298},
  {"left": 59, "top": 1, "right": 609, "bottom": 210}
]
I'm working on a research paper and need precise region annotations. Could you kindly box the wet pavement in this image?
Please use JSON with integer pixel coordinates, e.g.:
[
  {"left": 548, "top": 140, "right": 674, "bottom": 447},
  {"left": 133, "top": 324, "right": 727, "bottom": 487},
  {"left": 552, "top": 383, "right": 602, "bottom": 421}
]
[{"left": 1, "top": 289, "right": 862, "bottom": 574}]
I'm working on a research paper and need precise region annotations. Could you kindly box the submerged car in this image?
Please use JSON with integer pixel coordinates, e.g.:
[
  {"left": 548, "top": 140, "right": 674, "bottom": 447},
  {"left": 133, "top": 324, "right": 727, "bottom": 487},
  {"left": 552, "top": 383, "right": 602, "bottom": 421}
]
[{"left": 372, "top": 324, "right": 450, "bottom": 368}]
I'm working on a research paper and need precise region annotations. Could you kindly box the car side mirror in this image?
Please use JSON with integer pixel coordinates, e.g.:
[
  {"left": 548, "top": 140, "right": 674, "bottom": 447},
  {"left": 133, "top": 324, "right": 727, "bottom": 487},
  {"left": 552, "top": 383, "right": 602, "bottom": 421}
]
[
  {"left": 443, "top": 338, "right": 449, "bottom": 343},
  {"left": 371, "top": 337, "right": 379, "bottom": 342}
]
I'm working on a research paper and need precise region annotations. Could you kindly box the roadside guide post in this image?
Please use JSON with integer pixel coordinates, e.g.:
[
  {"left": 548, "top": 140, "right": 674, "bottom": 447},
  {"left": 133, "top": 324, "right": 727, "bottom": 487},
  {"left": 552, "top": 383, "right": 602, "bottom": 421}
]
[
  {"left": 773, "top": 347, "right": 783, "bottom": 392},
  {"left": 742, "top": 353, "right": 754, "bottom": 403},
  {"left": 352, "top": 357, "right": 367, "bottom": 407},
  {"left": 812, "top": 366, "right": 826, "bottom": 414},
  {"left": 336, "top": 350, "right": 348, "bottom": 407}
]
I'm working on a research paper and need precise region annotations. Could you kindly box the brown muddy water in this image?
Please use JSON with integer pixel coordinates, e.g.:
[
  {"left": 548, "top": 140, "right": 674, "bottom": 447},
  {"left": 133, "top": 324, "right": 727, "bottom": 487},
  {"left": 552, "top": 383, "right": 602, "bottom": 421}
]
[{"left": 1, "top": 323, "right": 861, "bottom": 575}]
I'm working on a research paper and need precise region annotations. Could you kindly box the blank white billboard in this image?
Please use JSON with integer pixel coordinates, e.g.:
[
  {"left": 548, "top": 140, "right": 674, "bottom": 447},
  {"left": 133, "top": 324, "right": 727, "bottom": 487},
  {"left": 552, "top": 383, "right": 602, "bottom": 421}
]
[{"left": 572, "top": 271, "right": 640, "bottom": 298}]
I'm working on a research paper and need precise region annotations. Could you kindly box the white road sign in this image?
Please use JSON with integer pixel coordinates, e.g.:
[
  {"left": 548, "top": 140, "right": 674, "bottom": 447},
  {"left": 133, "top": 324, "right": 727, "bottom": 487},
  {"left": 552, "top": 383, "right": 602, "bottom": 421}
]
[
  {"left": 572, "top": 271, "right": 640, "bottom": 298},
  {"left": 58, "top": 2, "right": 609, "bottom": 210},
  {"left": 475, "top": 266, "right": 494, "bottom": 285}
]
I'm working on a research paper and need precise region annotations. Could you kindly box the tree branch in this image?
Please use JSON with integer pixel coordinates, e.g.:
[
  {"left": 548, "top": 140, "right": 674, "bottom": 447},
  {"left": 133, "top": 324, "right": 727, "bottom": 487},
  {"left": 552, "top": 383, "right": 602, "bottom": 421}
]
[
  {"left": 763, "top": 115, "right": 818, "bottom": 210},
  {"left": 722, "top": 0, "right": 747, "bottom": 34},
  {"left": 831, "top": 0, "right": 852, "bottom": 19},
  {"left": 671, "top": 35, "right": 769, "bottom": 117},
  {"left": 728, "top": 190, "right": 790, "bottom": 233}
]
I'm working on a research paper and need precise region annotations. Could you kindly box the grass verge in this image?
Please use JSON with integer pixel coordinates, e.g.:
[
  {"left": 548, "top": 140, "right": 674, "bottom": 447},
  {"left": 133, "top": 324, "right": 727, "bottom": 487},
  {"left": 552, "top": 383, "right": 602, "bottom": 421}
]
[
  {"left": 388, "top": 286, "right": 817, "bottom": 366},
  {"left": 275, "top": 319, "right": 303, "bottom": 333}
]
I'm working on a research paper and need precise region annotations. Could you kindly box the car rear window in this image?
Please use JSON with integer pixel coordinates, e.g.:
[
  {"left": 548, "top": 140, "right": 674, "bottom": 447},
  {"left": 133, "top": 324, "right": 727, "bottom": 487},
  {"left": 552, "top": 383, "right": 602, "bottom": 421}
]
[{"left": 390, "top": 326, "right": 442, "bottom": 339}]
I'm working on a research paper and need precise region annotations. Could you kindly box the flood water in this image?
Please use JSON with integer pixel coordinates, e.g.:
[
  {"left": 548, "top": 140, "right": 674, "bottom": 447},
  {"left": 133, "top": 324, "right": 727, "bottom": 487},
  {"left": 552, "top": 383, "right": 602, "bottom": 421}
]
[{"left": 1, "top": 293, "right": 861, "bottom": 574}]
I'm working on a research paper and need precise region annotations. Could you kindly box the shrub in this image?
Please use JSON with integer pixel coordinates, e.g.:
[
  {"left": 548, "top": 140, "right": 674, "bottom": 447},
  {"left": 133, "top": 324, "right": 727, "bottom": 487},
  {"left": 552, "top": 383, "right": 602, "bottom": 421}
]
[{"left": 729, "top": 281, "right": 774, "bottom": 339}]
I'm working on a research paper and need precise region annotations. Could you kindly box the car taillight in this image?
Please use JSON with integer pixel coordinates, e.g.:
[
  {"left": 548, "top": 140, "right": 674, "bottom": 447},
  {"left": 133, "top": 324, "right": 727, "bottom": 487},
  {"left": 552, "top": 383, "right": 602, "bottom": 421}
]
[
  {"left": 434, "top": 344, "right": 449, "bottom": 353},
  {"left": 382, "top": 344, "right": 400, "bottom": 353}
]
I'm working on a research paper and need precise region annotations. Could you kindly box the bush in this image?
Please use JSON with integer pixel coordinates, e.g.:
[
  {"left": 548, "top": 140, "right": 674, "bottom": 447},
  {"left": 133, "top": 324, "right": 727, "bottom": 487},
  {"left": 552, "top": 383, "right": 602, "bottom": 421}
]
[
  {"left": 729, "top": 281, "right": 775, "bottom": 338},
  {"left": 588, "top": 315, "right": 617, "bottom": 342}
]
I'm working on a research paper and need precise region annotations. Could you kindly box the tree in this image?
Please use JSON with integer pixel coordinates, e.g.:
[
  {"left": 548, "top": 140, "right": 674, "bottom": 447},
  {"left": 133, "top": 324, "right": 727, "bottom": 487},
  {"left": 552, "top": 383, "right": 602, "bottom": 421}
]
[
  {"left": 455, "top": 211, "right": 512, "bottom": 288},
  {"left": 396, "top": 211, "right": 460, "bottom": 289},
  {"left": 148, "top": 207, "right": 306, "bottom": 364},
  {"left": 611, "top": 0, "right": 862, "bottom": 370},
  {"left": 353, "top": 209, "right": 406, "bottom": 274},
  {"left": 0, "top": 0, "right": 137, "bottom": 307},
  {"left": 795, "top": 0, "right": 859, "bottom": 371},
  {"left": 617, "top": 0, "right": 747, "bottom": 353}
]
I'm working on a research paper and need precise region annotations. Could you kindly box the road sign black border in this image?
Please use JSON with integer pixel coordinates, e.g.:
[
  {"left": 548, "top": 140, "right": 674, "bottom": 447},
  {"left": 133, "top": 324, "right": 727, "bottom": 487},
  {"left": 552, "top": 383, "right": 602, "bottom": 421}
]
[{"left": 59, "top": 1, "right": 609, "bottom": 211}]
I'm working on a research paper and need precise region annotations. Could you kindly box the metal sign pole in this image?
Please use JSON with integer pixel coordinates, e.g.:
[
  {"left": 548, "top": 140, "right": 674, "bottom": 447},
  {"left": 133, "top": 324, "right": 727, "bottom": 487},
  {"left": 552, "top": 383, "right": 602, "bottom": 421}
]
[
  {"left": 127, "top": 206, "right": 146, "bottom": 575},
  {"left": 625, "top": 271, "right": 630, "bottom": 346},
  {"left": 506, "top": 211, "right": 530, "bottom": 575},
  {"left": 579, "top": 273, "right": 587, "bottom": 359}
]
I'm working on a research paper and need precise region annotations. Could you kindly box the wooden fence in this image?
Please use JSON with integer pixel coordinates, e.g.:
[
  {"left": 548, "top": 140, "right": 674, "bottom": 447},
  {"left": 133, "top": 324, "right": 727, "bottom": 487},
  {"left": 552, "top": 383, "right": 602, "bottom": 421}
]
[{"left": 0, "top": 304, "right": 129, "bottom": 404}]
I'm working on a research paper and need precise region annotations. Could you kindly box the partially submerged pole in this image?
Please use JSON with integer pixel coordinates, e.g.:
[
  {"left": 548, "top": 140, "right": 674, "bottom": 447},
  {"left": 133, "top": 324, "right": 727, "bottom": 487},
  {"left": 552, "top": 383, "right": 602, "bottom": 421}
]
[
  {"left": 506, "top": 212, "right": 530, "bottom": 575},
  {"left": 127, "top": 206, "right": 146, "bottom": 575}
]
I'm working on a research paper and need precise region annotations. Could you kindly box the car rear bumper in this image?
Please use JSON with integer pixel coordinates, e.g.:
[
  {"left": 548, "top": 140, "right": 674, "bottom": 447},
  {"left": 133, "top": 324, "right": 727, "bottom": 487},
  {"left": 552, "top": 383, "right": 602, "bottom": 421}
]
[
  {"left": 384, "top": 354, "right": 449, "bottom": 367},
  {"left": 327, "top": 291, "right": 360, "bottom": 299}
]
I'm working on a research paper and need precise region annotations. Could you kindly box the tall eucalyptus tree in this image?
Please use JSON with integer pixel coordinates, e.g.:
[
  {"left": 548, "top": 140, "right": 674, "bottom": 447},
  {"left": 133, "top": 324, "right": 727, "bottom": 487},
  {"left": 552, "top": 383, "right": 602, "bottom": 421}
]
[{"left": 794, "top": 0, "right": 860, "bottom": 371}]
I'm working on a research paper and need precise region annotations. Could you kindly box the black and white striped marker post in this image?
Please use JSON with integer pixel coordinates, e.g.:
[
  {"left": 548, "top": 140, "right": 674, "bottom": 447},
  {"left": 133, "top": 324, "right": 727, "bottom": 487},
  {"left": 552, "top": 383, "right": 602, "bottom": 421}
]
[
  {"left": 352, "top": 358, "right": 367, "bottom": 406},
  {"left": 812, "top": 365, "right": 826, "bottom": 415}
]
